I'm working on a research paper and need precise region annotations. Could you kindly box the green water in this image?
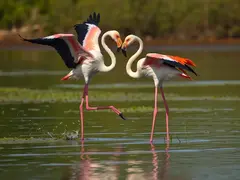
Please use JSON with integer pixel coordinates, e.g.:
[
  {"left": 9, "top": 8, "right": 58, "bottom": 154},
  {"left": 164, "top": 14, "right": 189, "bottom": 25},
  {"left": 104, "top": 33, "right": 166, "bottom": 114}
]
[{"left": 0, "top": 45, "right": 240, "bottom": 180}]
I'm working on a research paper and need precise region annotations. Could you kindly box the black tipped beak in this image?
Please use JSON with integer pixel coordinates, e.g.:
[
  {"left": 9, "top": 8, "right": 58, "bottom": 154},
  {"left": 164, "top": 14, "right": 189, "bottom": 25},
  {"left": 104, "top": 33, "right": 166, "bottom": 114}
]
[
  {"left": 117, "top": 46, "right": 121, "bottom": 52},
  {"left": 121, "top": 48, "right": 127, "bottom": 57},
  {"left": 119, "top": 113, "right": 126, "bottom": 120}
]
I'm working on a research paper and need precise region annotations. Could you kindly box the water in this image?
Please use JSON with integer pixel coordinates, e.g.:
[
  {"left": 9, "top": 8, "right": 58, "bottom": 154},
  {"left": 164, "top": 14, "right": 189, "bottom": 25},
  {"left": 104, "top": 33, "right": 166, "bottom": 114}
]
[{"left": 0, "top": 45, "right": 240, "bottom": 179}]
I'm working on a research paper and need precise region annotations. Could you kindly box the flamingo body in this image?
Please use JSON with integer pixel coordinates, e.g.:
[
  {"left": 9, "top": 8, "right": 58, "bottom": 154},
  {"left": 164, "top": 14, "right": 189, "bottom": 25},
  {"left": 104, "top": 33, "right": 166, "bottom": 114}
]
[
  {"left": 20, "top": 13, "right": 125, "bottom": 140},
  {"left": 135, "top": 53, "right": 197, "bottom": 86},
  {"left": 122, "top": 35, "right": 197, "bottom": 142}
]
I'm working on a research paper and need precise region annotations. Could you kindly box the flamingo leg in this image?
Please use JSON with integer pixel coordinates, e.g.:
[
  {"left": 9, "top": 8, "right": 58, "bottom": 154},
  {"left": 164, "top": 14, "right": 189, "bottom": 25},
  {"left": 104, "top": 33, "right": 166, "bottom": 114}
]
[
  {"left": 79, "top": 86, "right": 86, "bottom": 141},
  {"left": 160, "top": 87, "right": 170, "bottom": 142},
  {"left": 150, "top": 86, "right": 158, "bottom": 143},
  {"left": 84, "top": 84, "right": 126, "bottom": 120}
]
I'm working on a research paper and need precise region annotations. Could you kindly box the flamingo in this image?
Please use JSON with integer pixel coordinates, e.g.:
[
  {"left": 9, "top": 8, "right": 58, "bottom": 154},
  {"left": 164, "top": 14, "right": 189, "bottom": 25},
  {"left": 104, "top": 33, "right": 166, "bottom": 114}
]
[
  {"left": 121, "top": 35, "right": 197, "bottom": 143},
  {"left": 19, "top": 12, "right": 126, "bottom": 141}
]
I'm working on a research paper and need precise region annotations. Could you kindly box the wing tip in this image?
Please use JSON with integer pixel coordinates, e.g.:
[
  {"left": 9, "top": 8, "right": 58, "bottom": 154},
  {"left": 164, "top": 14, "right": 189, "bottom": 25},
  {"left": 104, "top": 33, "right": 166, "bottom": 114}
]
[
  {"left": 191, "top": 70, "right": 198, "bottom": 76},
  {"left": 86, "top": 12, "right": 100, "bottom": 25},
  {"left": 184, "top": 64, "right": 198, "bottom": 76},
  {"left": 73, "top": 12, "right": 100, "bottom": 29},
  {"left": 185, "top": 58, "right": 197, "bottom": 67},
  {"left": 18, "top": 34, "right": 26, "bottom": 41}
]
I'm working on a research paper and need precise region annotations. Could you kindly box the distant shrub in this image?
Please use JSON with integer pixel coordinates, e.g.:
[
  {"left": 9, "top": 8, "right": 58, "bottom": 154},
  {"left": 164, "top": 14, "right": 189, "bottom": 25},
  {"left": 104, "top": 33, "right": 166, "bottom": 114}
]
[{"left": 0, "top": 0, "right": 239, "bottom": 40}]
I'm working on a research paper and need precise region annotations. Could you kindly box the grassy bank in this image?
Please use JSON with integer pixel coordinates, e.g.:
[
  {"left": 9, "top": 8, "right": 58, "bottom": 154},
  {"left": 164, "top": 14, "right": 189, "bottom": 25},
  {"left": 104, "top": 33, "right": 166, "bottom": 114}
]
[
  {"left": 0, "top": 0, "right": 239, "bottom": 41},
  {"left": 0, "top": 87, "right": 239, "bottom": 104}
]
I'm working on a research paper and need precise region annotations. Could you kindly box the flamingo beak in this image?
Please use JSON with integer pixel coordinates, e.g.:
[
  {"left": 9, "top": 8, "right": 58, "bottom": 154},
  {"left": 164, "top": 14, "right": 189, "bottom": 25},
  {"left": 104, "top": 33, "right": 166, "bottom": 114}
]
[
  {"left": 122, "top": 48, "right": 127, "bottom": 57},
  {"left": 121, "top": 42, "right": 127, "bottom": 57},
  {"left": 117, "top": 47, "right": 121, "bottom": 52},
  {"left": 116, "top": 37, "right": 122, "bottom": 52}
]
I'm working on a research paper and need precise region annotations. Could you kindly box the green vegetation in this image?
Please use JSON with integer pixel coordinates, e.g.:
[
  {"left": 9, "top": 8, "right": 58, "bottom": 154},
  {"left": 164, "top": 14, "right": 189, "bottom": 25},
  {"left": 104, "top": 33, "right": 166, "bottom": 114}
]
[
  {"left": 0, "top": 137, "right": 66, "bottom": 144},
  {"left": 0, "top": 0, "right": 239, "bottom": 39},
  {"left": 0, "top": 87, "right": 238, "bottom": 104},
  {"left": 0, "top": 87, "right": 165, "bottom": 103}
]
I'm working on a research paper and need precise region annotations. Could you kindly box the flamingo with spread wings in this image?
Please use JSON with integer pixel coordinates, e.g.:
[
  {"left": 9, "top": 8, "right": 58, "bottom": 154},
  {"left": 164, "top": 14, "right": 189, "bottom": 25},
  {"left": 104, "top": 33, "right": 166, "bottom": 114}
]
[
  {"left": 121, "top": 35, "right": 197, "bottom": 143},
  {"left": 19, "top": 12, "right": 126, "bottom": 140}
]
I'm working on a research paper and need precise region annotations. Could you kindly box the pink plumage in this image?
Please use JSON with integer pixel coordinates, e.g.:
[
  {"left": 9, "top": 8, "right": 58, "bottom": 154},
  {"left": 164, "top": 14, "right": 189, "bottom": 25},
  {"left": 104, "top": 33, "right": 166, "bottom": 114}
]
[
  {"left": 122, "top": 35, "right": 197, "bottom": 143},
  {"left": 19, "top": 13, "right": 125, "bottom": 140}
]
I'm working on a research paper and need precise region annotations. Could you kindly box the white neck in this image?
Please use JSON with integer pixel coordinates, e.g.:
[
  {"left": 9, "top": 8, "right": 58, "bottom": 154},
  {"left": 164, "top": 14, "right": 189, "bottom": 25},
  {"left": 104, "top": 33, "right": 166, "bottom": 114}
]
[
  {"left": 99, "top": 31, "right": 116, "bottom": 72},
  {"left": 126, "top": 36, "right": 143, "bottom": 78}
]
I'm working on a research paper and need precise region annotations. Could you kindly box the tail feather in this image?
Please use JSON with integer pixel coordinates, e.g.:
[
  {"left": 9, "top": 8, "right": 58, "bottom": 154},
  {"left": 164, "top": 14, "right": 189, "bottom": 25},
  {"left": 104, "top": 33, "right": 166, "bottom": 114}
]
[
  {"left": 61, "top": 71, "right": 73, "bottom": 81},
  {"left": 178, "top": 68, "right": 193, "bottom": 80},
  {"left": 179, "top": 73, "right": 192, "bottom": 80}
]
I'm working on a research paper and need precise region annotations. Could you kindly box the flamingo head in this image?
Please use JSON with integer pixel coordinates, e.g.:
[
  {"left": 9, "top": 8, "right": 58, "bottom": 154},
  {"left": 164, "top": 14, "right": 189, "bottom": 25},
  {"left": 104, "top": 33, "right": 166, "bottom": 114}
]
[
  {"left": 108, "top": 30, "right": 122, "bottom": 52},
  {"left": 121, "top": 34, "right": 136, "bottom": 57}
]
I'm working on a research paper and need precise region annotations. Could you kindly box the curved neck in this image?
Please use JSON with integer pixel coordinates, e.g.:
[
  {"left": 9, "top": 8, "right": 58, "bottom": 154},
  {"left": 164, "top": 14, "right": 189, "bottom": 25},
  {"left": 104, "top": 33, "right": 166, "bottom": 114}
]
[
  {"left": 126, "top": 36, "right": 143, "bottom": 78},
  {"left": 99, "top": 31, "right": 116, "bottom": 72}
]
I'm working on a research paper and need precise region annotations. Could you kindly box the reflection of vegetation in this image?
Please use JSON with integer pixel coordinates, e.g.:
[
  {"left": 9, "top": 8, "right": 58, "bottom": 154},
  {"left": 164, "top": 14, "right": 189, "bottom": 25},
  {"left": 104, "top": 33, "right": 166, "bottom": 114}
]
[{"left": 0, "top": 0, "right": 239, "bottom": 39}]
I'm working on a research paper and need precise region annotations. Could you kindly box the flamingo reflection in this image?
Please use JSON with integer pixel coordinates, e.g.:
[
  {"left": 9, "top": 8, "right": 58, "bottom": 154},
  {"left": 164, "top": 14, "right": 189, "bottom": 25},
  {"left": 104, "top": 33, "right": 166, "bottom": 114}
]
[
  {"left": 61, "top": 140, "right": 171, "bottom": 180},
  {"left": 151, "top": 140, "right": 170, "bottom": 180},
  {"left": 61, "top": 141, "right": 123, "bottom": 180},
  {"left": 126, "top": 137, "right": 170, "bottom": 180},
  {"left": 79, "top": 141, "right": 91, "bottom": 179}
]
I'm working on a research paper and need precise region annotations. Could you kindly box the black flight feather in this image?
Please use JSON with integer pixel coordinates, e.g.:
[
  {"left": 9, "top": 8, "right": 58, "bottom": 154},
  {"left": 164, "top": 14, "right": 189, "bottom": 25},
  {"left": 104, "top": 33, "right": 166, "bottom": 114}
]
[
  {"left": 19, "top": 34, "right": 78, "bottom": 68},
  {"left": 74, "top": 12, "right": 101, "bottom": 46}
]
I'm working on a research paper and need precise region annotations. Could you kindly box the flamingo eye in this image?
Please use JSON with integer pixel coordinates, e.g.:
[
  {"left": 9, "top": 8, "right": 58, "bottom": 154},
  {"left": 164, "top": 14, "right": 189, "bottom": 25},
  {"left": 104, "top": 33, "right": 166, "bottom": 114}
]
[
  {"left": 115, "top": 34, "right": 119, "bottom": 39},
  {"left": 126, "top": 38, "right": 130, "bottom": 42}
]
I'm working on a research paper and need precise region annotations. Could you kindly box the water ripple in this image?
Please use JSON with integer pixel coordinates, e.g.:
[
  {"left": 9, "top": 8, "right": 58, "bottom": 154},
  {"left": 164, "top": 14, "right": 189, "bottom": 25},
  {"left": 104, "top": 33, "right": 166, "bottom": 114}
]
[{"left": 2, "top": 147, "right": 238, "bottom": 158}]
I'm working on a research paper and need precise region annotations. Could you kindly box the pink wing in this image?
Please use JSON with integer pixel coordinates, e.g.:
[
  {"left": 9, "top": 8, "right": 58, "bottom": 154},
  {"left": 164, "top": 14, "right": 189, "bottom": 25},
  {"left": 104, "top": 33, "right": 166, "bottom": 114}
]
[
  {"left": 83, "top": 25, "right": 101, "bottom": 51},
  {"left": 145, "top": 53, "right": 196, "bottom": 66},
  {"left": 144, "top": 53, "right": 197, "bottom": 76},
  {"left": 74, "top": 13, "right": 101, "bottom": 52},
  {"left": 20, "top": 33, "right": 93, "bottom": 68},
  {"left": 56, "top": 34, "right": 93, "bottom": 63}
]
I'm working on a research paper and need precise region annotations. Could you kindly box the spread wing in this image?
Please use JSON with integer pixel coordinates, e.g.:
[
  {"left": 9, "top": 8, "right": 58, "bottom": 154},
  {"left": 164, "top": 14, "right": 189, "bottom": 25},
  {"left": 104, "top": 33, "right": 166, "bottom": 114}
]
[
  {"left": 144, "top": 53, "right": 197, "bottom": 76},
  {"left": 19, "top": 34, "right": 93, "bottom": 68},
  {"left": 74, "top": 12, "right": 101, "bottom": 52}
]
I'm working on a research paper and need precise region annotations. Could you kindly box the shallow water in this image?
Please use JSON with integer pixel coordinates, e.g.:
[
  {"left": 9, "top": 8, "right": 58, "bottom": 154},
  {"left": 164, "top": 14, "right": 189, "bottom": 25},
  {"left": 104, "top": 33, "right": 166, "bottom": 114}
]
[{"left": 0, "top": 45, "right": 240, "bottom": 179}]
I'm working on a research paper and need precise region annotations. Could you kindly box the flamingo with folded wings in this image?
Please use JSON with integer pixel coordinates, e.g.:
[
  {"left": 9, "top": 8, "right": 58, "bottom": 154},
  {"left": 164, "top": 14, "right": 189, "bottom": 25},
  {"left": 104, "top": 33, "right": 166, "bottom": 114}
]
[
  {"left": 19, "top": 12, "right": 126, "bottom": 141},
  {"left": 121, "top": 35, "right": 197, "bottom": 143}
]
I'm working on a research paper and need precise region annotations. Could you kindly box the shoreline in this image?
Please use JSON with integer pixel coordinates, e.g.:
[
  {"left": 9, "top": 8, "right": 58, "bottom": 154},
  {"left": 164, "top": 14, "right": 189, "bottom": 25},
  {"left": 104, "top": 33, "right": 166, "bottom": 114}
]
[{"left": 0, "top": 32, "right": 240, "bottom": 48}]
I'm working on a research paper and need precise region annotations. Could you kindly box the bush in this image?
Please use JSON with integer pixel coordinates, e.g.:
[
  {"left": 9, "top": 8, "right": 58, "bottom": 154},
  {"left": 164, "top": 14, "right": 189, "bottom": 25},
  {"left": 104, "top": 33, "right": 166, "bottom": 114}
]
[{"left": 0, "top": 0, "right": 239, "bottom": 40}]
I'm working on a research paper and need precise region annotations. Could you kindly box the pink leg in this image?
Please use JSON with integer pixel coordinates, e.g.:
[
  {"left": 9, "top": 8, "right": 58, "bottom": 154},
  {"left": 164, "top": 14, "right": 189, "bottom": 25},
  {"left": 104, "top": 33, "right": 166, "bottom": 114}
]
[
  {"left": 79, "top": 87, "right": 86, "bottom": 141},
  {"left": 160, "top": 87, "right": 170, "bottom": 142},
  {"left": 150, "top": 87, "right": 158, "bottom": 143},
  {"left": 84, "top": 84, "right": 126, "bottom": 120}
]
